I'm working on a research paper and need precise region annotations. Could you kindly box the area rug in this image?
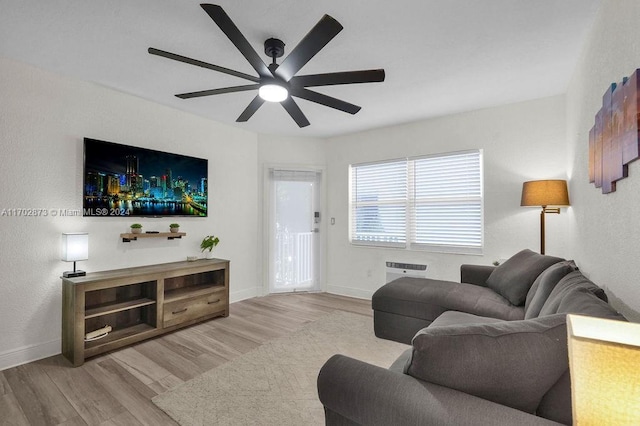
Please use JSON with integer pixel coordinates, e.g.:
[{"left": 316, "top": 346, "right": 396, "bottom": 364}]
[{"left": 152, "top": 311, "right": 408, "bottom": 425}]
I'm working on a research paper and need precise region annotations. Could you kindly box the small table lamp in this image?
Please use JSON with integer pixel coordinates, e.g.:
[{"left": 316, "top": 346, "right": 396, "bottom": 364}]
[
  {"left": 567, "top": 314, "right": 640, "bottom": 425},
  {"left": 62, "top": 232, "right": 88, "bottom": 278},
  {"left": 520, "top": 179, "right": 570, "bottom": 254}
]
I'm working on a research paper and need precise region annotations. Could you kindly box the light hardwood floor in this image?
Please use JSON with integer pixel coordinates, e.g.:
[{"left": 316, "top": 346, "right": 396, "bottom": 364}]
[{"left": 0, "top": 293, "right": 372, "bottom": 425}]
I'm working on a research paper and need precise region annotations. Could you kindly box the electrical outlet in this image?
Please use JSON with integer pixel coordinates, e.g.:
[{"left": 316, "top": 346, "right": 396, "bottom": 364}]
[{"left": 331, "top": 217, "right": 335, "bottom": 225}]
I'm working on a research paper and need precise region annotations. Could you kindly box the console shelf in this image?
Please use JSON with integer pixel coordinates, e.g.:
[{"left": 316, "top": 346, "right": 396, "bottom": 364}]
[
  {"left": 84, "top": 323, "right": 156, "bottom": 354},
  {"left": 84, "top": 297, "right": 156, "bottom": 319},
  {"left": 62, "top": 258, "right": 229, "bottom": 366}
]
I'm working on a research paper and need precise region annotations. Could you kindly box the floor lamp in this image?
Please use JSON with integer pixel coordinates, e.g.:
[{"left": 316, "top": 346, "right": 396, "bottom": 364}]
[{"left": 520, "top": 180, "right": 570, "bottom": 255}]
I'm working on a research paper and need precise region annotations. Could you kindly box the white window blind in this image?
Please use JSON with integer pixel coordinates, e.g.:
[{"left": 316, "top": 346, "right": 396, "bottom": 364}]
[
  {"left": 271, "top": 169, "right": 320, "bottom": 182},
  {"left": 349, "top": 150, "right": 483, "bottom": 254},
  {"left": 349, "top": 160, "right": 407, "bottom": 247},
  {"left": 411, "top": 151, "right": 482, "bottom": 252}
]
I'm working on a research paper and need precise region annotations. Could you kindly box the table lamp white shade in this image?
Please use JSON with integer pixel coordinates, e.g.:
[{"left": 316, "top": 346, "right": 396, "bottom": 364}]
[
  {"left": 567, "top": 314, "right": 640, "bottom": 426},
  {"left": 61, "top": 233, "right": 89, "bottom": 261}
]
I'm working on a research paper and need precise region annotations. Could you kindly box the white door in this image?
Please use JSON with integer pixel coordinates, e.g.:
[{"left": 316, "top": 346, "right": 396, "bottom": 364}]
[{"left": 268, "top": 169, "right": 322, "bottom": 293}]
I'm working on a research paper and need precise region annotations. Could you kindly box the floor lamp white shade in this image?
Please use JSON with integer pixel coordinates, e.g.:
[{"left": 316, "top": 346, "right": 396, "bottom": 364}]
[{"left": 567, "top": 314, "right": 640, "bottom": 425}]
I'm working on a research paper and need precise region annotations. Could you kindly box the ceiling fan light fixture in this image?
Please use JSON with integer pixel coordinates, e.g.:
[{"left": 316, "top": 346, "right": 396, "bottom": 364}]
[{"left": 259, "top": 84, "right": 288, "bottom": 102}]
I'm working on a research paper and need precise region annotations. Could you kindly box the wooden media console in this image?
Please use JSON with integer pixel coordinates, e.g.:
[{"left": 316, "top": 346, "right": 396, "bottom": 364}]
[{"left": 61, "top": 258, "right": 229, "bottom": 366}]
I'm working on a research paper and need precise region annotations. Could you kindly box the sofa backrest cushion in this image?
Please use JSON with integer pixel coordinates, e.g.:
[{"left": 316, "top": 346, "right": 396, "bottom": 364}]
[
  {"left": 524, "top": 260, "right": 577, "bottom": 319},
  {"left": 405, "top": 314, "right": 568, "bottom": 414},
  {"left": 556, "top": 287, "right": 625, "bottom": 319},
  {"left": 486, "top": 249, "right": 564, "bottom": 306},
  {"left": 538, "top": 271, "right": 610, "bottom": 317}
]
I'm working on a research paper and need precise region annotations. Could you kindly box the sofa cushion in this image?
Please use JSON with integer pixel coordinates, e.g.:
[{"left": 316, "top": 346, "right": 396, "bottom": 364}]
[
  {"left": 405, "top": 314, "right": 568, "bottom": 414},
  {"left": 372, "top": 277, "right": 524, "bottom": 323},
  {"left": 486, "top": 249, "right": 564, "bottom": 306},
  {"left": 460, "top": 264, "right": 496, "bottom": 286},
  {"left": 429, "top": 311, "right": 504, "bottom": 327},
  {"left": 538, "top": 271, "right": 609, "bottom": 317},
  {"left": 556, "top": 286, "right": 625, "bottom": 320},
  {"left": 524, "top": 260, "right": 577, "bottom": 319}
]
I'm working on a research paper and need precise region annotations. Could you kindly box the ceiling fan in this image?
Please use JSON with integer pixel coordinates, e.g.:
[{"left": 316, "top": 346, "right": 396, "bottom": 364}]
[{"left": 148, "top": 4, "right": 385, "bottom": 128}]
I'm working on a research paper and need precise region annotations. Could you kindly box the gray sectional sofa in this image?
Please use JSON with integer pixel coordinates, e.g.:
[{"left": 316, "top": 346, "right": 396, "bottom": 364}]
[{"left": 317, "top": 249, "right": 626, "bottom": 425}]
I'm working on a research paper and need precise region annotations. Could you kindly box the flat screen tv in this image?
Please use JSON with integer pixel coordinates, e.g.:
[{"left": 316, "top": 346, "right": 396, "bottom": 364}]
[{"left": 83, "top": 138, "right": 208, "bottom": 217}]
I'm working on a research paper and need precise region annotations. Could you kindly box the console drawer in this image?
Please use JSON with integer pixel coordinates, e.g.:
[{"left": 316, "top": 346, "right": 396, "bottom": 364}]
[{"left": 163, "top": 290, "right": 226, "bottom": 328}]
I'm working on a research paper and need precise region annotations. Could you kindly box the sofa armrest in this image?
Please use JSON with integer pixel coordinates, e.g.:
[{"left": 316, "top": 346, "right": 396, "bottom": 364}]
[
  {"left": 460, "top": 264, "right": 495, "bottom": 286},
  {"left": 317, "top": 355, "right": 563, "bottom": 426}
]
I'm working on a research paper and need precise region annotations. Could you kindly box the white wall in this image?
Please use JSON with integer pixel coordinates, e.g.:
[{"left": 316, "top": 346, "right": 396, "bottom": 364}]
[
  {"left": 0, "top": 57, "right": 260, "bottom": 370},
  {"left": 565, "top": 0, "right": 640, "bottom": 321},
  {"left": 257, "top": 134, "right": 326, "bottom": 165},
  {"left": 324, "top": 96, "right": 569, "bottom": 298}
]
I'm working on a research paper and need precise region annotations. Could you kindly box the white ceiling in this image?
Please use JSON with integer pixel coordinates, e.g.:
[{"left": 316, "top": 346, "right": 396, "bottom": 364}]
[{"left": 0, "top": 0, "right": 601, "bottom": 138}]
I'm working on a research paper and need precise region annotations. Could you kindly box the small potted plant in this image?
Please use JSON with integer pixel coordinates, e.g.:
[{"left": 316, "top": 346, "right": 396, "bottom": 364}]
[
  {"left": 130, "top": 223, "right": 143, "bottom": 234},
  {"left": 169, "top": 223, "right": 180, "bottom": 233},
  {"left": 200, "top": 235, "right": 220, "bottom": 259}
]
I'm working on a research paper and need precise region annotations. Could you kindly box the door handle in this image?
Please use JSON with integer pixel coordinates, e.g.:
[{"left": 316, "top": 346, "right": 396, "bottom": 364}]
[{"left": 311, "top": 228, "right": 319, "bottom": 233}]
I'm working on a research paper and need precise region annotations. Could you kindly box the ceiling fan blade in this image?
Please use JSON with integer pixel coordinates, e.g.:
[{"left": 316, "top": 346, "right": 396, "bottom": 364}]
[
  {"left": 281, "top": 97, "right": 311, "bottom": 127},
  {"left": 200, "top": 4, "right": 272, "bottom": 78},
  {"left": 290, "top": 88, "right": 361, "bottom": 115},
  {"left": 291, "top": 69, "right": 385, "bottom": 87},
  {"left": 176, "top": 84, "right": 260, "bottom": 99},
  {"left": 236, "top": 95, "right": 265, "bottom": 122},
  {"left": 275, "top": 15, "right": 343, "bottom": 82},
  {"left": 148, "top": 47, "right": 259, "bottom": 82}
]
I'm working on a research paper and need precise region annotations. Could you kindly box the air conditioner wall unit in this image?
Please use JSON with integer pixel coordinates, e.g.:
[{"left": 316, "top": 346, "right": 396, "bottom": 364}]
[{"left": 385, "top": 261, "right": 428, "bottom": 283}]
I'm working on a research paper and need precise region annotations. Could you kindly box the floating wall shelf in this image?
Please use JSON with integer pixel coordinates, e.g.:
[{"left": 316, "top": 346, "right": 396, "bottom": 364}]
[{"left": 120, "top": 232, "right": 186, "bottom": 242}]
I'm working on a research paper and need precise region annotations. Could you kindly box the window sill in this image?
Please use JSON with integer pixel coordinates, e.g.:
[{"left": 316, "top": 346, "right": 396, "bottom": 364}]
[{"left": 350, "top": 241, "right": 483, "bottom": 256}]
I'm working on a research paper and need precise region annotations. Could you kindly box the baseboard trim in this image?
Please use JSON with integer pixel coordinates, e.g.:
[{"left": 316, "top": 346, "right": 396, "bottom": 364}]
[
  {"left": 0, "top": 339, "right": 61, "bottom": 371},
  {"left": 230, "top": 286, "right": 260, "bottom": 304},
  {"left": 326, "top": 284, "right": 373, "bottom": 300}
]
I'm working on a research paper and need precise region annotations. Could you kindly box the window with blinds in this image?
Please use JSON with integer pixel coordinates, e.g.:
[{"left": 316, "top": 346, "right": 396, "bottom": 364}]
[{"left": 349, "top": 150, "right": 483, "bottom": 254}]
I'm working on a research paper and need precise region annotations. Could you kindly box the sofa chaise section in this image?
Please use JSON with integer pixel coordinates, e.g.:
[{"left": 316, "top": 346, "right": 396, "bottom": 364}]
[
  {"left": 372, "top": 249, "right": 564, "bottom": 344},
  {"left": 372, "top": 277, "right": 525, "bottom": 344}
]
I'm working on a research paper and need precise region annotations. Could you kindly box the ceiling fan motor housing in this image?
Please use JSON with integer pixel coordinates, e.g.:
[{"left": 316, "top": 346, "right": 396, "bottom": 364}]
[{"left": 264, "top": 38, "right": 285, "bottom": 60}]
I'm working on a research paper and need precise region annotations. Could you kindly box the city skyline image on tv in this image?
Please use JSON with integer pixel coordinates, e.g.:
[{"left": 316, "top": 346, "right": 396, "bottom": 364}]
[{"left": 83, "top": 138, "right": 208, "bottom": 217}]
